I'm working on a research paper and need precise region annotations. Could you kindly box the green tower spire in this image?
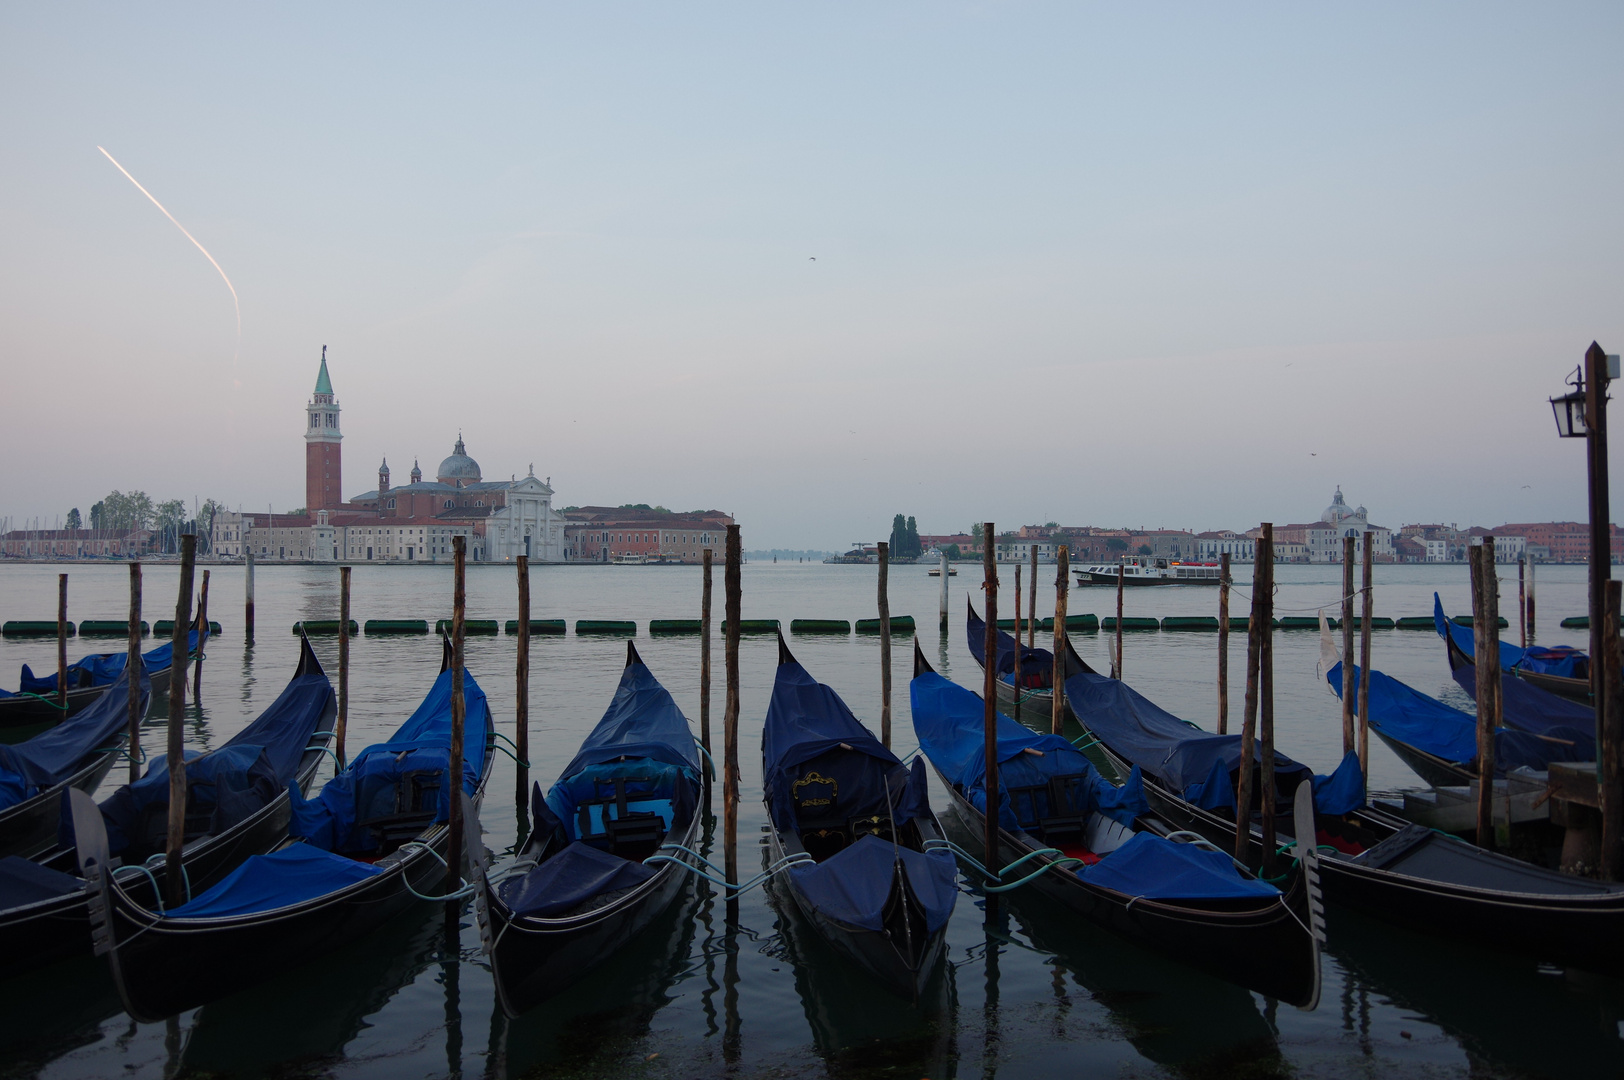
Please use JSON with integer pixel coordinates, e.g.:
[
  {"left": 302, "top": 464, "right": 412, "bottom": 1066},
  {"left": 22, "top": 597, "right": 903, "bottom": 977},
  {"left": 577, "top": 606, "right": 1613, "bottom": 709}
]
[{"left": 314, "top": 345, "right": 333, "bottom": 395}]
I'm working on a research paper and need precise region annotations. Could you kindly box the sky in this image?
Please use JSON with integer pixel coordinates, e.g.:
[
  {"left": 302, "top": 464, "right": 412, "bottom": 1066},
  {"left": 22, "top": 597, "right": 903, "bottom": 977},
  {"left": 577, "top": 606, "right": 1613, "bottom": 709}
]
[{"left": 3, "top": 3, "right": 1622, "bottom": 547}]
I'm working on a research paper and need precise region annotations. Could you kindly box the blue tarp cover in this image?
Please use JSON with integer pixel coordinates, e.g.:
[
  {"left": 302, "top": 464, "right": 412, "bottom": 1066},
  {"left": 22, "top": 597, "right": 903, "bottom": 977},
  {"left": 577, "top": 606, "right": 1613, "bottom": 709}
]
[
  {"left": 1446, "top": 662, "right": 1595, "bottom": 749},
  {"left": 910, "top": 670, "right": 1146, "bottom": 831},
  {"left": 1062, "top": 671, "right": 1335, "bottom": 813},
  {"left": 1330, "top": 661, "right": 1594, "bottom": 772},
  {"left": 1080, "top": 832, "right": 1280, "bottom": 899},
  {"left": 500, "top": 841, "right": 657, "bottom": 918},
  {"left": 167, "top": 843, "right": 381, "bottom": 918},
  {"left": 1433, "top": 593, "right": 1586, "bottom": 679},
  {"left": 0, "top": 855, "right": 82, "bottom": 909},
  {"left": 0, "top": 665, "right": 146, "bottom": 810},
  {"left": 763, "top": 657, "right": 924, "bottom": 832},
  {"left": 967, "top": 606, "right": 1054, "bottom": 679},
  {"left": 291, "top": 665, "right": 488, "bottom": 854},
  {"left": 15, "top": 630, "right": 201, "bottom": 695},
  {"left": 788, "top": 834, "right": 959, "bottom": 934}
]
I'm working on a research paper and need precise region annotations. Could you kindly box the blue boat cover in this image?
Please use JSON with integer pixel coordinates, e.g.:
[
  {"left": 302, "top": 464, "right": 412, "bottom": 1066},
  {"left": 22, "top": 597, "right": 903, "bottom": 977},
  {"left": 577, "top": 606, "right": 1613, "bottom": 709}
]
[
  {"left": 1079, "top": 832, "right": 1279, "bottom": 899},
  {"left": 1445, "top": 661, "right": 1595, "bottom": 743},
  {"left": 1329, "top": 661, "right": 1594, "bottom": 773},
  {"left": 788, "top": 834, "right": 958, "bottom": 933},
  {"left": 764, "top": 657, "right": 926, "bottom": 833},
  {"left": 166, "top": 843, "right": 382, "bottom": 918},
  {"left": 0, "top": 854, "right": 82, "bottom": 909},
  {"left": 291, "top": 666, "right": 488, "bottom": 854},
  {"left": 910, "top": 669, "right": 1147, "bottom": 831},
  {"left": 967, "top": 606, "right": 1054, "bottom": 679},
  {"left": 1061, "top": 671, "right": 1349, "bottom": 814},
  {"left": 0, "top": 664, "right": 147, "bottom": 810},
  {"left": 15, "top": 630, "right": 201, "bottom": 695},
  {"left": 1433, "top": 593, "right": 1586, "bottom": 679},
  {"left": 499, "top": 840, "right": 657, "bottom": 918}
]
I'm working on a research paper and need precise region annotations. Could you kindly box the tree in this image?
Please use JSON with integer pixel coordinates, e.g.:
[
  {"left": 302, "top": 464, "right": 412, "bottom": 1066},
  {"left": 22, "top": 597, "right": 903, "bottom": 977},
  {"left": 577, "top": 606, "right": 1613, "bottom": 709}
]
[
  {"left": 943, "top": 544, "right": 961, "bottom": 559},
  {"left": 971, "top": 523, "right": 984, "bottom": 546},
  {"left": 890, "top": 514, "right": 921, "bottom": 558},
  {"left": 89, "top": 501, "right": 105, "bottom": 531},
  {"left": 198, "top": 499, "right": 225, "bottom": 554},
  {"left": 65, "top": 508, "right": 81, "bottom": 531},
  {"left": 1138, "top": 544, "right": 1153, "bottom": 556},
  {"left": 1045, "top": 521, "right": 1059, "bottom": 529},
  {"left": 100, "top": 490, "right": 155, "bottom": 532},
  {"left": 1106, "top": 537, "right": 1128, "bottom": 553}
]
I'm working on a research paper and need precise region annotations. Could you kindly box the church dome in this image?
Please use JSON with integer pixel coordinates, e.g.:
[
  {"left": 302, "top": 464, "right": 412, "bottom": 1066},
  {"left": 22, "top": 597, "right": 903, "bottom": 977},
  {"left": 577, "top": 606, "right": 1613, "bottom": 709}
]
[
  {"left": 437, "top": 435, "right": 482, "bottom": 485},
  {"left": 1321, "top": 486, "right": 1349, "bottom": 523}
]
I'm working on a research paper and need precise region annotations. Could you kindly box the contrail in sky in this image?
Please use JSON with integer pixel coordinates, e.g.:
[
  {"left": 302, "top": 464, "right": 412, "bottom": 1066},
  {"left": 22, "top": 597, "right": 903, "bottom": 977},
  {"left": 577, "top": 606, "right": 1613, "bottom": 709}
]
[{"left": 97, "top": 145, "right": 242, "bottom": 349}]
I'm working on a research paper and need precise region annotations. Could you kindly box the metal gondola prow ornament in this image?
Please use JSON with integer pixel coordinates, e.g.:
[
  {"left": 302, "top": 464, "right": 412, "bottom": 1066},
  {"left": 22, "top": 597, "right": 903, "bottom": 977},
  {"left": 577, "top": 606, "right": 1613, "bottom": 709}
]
[
  {"left": 69, "top": 788, "right": 113, "bottom": 957},
  {"left": 1291, "top": 778, "right": 1324, "bottom": 1012},
  {"left": 463, "top": 791, "right": 494, "bottom": 956}
]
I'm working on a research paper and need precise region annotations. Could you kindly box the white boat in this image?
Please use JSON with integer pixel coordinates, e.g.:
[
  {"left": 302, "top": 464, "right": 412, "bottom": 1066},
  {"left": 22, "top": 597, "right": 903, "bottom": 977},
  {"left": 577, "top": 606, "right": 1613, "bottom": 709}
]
[
  {"left": 611, "top": 552, "right": 648, "bottom": 565},
  {"left": 1074, "top": 556, "right": 1223, "bottom": 586}
]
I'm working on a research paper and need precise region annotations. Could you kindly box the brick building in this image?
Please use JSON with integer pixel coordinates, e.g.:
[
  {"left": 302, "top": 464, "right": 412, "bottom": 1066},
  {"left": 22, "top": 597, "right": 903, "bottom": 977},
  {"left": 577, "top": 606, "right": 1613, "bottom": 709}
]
[
  {"left": 563, "top": 507, "right": 734, "bottom": 563},
  {"left": 0, "top": 529, "right": 152, "bottom": 558}
]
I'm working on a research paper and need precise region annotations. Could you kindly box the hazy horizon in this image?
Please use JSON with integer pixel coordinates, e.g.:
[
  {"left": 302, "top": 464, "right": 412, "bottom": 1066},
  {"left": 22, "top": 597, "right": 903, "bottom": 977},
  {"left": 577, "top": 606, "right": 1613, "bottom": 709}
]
[{"left": 4, "top": 4, "right": 1622, "bottom": 548}]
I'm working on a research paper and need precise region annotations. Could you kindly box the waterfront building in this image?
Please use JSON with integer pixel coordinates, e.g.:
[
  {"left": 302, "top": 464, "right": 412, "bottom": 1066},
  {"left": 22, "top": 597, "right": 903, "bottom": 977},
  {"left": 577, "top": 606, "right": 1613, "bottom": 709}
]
[
  {"left": 1195, "top": 531, "right": 1256, "bottom": 562},
  {"left": 563, "top": 507, "right": 734, "bottom": 563},
  {"left": 0, "top": 529, "right": 151, "bottom": 558},
  {"left": 1267, "top": 488, "right": 1394, "bottom": 563}
]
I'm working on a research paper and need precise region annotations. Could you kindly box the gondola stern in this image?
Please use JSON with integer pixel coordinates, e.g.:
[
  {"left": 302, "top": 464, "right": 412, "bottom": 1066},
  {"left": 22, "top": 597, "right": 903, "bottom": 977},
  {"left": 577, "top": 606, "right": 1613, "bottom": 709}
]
[
  {"left": 913, "top": 638, "right": 934, "bottom": 678},
  {"left": 625, "top": 640, "right": 644, "bottom": 669}
]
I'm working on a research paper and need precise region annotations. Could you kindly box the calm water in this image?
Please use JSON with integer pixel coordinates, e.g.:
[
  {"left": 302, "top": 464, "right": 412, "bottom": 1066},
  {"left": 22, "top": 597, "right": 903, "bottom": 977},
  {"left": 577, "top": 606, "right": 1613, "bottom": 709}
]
[{"left": 0, "top": 559, "right": 1616, "bottom": 1080}]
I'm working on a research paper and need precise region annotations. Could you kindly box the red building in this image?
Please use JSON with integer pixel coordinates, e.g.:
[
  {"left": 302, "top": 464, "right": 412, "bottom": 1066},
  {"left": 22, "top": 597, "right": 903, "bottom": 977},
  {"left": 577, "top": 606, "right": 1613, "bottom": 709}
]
[
  {"left": 305, "top": 346, "right": 343, "bottom": 512},
  {"left": 563, "top": 507, "right": 733, "bottom": 563}
]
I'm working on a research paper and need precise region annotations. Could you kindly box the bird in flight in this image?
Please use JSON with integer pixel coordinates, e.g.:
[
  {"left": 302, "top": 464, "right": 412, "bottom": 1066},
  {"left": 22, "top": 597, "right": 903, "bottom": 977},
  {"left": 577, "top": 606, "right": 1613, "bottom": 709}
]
[{"left": 809, "top": 256, "right": 816, "bottom": 261}]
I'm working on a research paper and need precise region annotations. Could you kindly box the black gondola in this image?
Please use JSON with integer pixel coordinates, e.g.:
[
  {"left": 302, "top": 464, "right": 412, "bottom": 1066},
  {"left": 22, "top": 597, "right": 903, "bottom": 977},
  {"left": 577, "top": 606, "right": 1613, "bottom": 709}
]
[
  {"left": 471, "top": 642, "right": 705, "bottom": 1018},
  {"left": 1063, "top": 665, "right": 1624, "bottom": 975},
  {"left": 75, "top": 636, "right": 493, "bottom": 1021},
  {"left": 966, "top": 599, "right": 1094, "bottom": 726},
  {"left": 1434, "top": 592, "right": 1592, "bottom": 703},
  {"left": 0, "top": 619, "right": 203, "bottom": 730},
  {"left": 762, "top": 636, "right": 957, "bottom": 1000},
  {"left": 0, "top": 633, "right": 334, "bottom": 980},
  {"left": 912, "top": 642, "right": 1322, "bottom": 1009},
  {"left": 0, "top": 662, "right": 148, "bottom": 860}
]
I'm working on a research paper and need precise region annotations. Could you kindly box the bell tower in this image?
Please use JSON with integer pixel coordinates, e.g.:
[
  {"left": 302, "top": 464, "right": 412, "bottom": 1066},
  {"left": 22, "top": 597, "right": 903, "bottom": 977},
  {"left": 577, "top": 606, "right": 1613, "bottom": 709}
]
[{"left": 305, "top": 346, "right": 343, "bottom": 513}]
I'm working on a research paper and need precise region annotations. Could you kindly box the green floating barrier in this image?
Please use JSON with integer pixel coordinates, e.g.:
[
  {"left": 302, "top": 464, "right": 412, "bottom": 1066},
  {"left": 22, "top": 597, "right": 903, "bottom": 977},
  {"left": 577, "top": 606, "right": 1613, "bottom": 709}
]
[
  {"left": 2, "top": 620, "right": 73, "bottom": 636},
  {"left": 856, "top": 616, "right": 914, "bottom": 634},
  {"left": 1344, "top": 617, "right": 1395, "bottom": 630},
  {"left": 1451, "top": 616, "right": 1510, "bottom": 629},
  {"left": 1101, "top": 617, "right": 1159, "bottom": 631},
  {"left": 155, "top": 620, "right": 223, "bottom": 636},
  {"left": 791, "top": 619, "right": 851, "bottom": 634},
  {"left": 1558, "top": 616, "right": 1624, "bottom": 629},
  {"left": 293, "top": 620, "right": 359, "bottom": 635},
  {"left": 577, "top": 620, "right": 637, "bottom": 635},
  {"left": 79, "top": 620, "right": 149, "bottom": 636},
  {"left": 505, "top": 619, "right": 567, "bottom": 635},
  {"left": 1277, "top": 617, "right": 1320, "bottom": 630},
  {"left": 1395, "top": 616, "right": 1436, "bottom": 630},
  {"left": 1040, "top": 614, "right": 1100, "bottom": 632},
  {"left": 365, "top": 619, "right": 429, "bottom": 635},
  {"left": 1161, "top": 616, "right": 1220, "bottom": 631},
  {"left": 649, "top": 619, "right": 702, "bottom": 634},
  {"left": 435, "top": 619, "right": 500, "bottom": 635},
  {"left": 725, "top": 619, "right": 781, "bottom": 634}
]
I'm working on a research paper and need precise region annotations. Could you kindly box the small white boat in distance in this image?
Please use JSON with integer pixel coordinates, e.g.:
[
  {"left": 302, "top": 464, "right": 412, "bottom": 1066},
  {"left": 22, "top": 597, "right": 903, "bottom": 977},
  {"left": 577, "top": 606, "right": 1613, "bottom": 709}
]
[
  {"left": 927, "top": 567, "right": 958, "bottom": 577},
  {"left": 1074, "top": 556, "right": 1223, "bottom": 586},
  {"left": 611, "top": 552, "right": 648, "bottom": 565}
]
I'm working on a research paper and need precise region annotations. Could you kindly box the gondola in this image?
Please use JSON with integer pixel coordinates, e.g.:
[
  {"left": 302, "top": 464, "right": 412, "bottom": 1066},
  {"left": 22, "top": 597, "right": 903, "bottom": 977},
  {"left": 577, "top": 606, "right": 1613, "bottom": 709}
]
[
  {"left": 1315, "top": 616, "right": 1593, "bottom": 789},
  {"left": 75, "top": 635, "right": 492, "bottom": 1021},
  {"left": 471, "top": 642, "right": 704, "bottom": 1018},
  {"left": 764, "top": 636, "right": 957, "bottom": 999},
  {"left": 1434, "top": 592, "right": 1592, "bottom": 703},
  {"left": 966, "top": 599, "right": 1095, "bottom": 727},
  {"left": 0, "top": 662, "right": 148, "bottom": 859},
  {"left": 0, "top": 633, "right": 334, "bottom": 980},
  {"left": 1063, "top": 666, "right": 1624, "bottom": 974},
  {"left": 912, "top": 643, "right": 1321, "bottom": 1008},
  {"left": 0, "top": 618, "right": 204, "bottom": 730}
]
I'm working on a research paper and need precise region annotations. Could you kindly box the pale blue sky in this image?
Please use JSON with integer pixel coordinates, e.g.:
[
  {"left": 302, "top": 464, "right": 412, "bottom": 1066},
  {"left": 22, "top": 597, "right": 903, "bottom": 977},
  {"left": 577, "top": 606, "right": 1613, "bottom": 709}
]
[{"left": 3, "top": 4, "right": 1621, "bottom": 546}]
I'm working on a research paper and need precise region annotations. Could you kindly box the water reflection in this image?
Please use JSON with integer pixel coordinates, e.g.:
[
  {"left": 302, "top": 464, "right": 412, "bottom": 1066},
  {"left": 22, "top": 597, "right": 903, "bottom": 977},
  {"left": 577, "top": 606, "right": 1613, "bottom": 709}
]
[{"left": 0, "top": 956, "right": 124, "bottom": 1071}]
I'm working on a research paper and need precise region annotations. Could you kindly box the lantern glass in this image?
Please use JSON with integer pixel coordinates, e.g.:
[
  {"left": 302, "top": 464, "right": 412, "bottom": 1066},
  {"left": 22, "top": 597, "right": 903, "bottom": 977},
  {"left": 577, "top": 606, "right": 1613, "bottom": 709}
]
[{"left": 1551, "top": 391, "right": 1587, "bottom": 438}]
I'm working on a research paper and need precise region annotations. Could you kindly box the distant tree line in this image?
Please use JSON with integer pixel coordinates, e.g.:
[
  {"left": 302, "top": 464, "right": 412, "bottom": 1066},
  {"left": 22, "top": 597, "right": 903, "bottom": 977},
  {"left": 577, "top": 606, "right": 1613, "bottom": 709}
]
[
  {"left": 889, "top": 515, "right": 922, "bottom": 559},
  {"left": 79, "top": 492, "right": 226, "bottom": 554}
]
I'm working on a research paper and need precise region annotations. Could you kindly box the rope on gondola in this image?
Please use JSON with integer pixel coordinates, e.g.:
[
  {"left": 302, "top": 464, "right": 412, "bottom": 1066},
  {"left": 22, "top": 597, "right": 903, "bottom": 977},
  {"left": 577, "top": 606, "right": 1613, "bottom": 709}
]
[
  {"left": 641, "top": 845, "right": 814, "bottom": 894},
  {"left": 14, "top": 692, "right": 70, "bottom": 710},
  {"left": 397, "top": 842, "right": 476, "bottom": 900},
  {"left": 692, "top": 739, "right": 716, "bottom": 779},
  {"left": 921, "top": 837, "right": 1082, "bottom": 892},
  {"left": 303, "top": 743, "right": 344, "bottom": 771}
]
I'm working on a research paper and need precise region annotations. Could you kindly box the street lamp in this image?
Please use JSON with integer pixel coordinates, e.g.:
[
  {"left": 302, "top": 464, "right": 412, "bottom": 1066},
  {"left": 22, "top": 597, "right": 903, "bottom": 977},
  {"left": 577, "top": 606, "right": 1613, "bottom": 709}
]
[{"left": 1550, "top": 366, "right": 1588, "bottom": 438}]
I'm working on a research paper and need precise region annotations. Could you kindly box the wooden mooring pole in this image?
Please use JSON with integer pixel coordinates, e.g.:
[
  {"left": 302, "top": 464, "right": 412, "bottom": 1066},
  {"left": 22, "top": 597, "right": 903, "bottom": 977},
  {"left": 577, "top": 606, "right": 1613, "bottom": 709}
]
[
  {"left": 1341, "top": 536, "right": 1355, "bottom": 757},
  {"left": 878, "top": 541, "right": 892, "bottom": 748},
  {"left": 1011, "top": 562, "right": 1022, "bottom": 722},
  {"left": 1470, "top": 541, "right": 1499, "bottom": 849},
  {"left": 1603, "top": 580, "right": 1624, "bottom": 880},
  {"left": 1114, "top": 562, "right": 1125, "bottom": 680},
  {"left": 1518, "top": 557, "right": 1527, "bottom": 649},
  {"left": 1526, "top": 556, "right": 1536, "bottom": 643},
  {"left": 56, "top": 573, "right": 68, "bottom": 711},
  {"left": 192, "top": 571, "right": 209, "bottom": 701},
  {"left": 1029, "top": 545, "right": 1038, "bottom": 654},
  {"left": 515, "top": 555, "right": 530, "bottom": 807},
  {"left": 1236, "top": 526, "right": 1266, "bottom": 861},
  {"left": 244, "top": 551, "right": 255, "bottom": 645},
  {"left": 701, "top": 548, "right": 713, "bottom": 798},
  {"left": 164, "top": 535, "right": 197, "bottom": 909},
  {"left": 447, "top": 537, "right": 468, "bottom": 882},
  {"left": 1217, "top": 553, "right": 1230, "bottom": 734},
  {"left": 981, "top": 523, "right": 1001, "bottom": 899},
  {"left": 1051, "top": 545, "right": 1069, "bottom": 736},
  {"left": 939, "top": 550, "right": 949, "bottom": 630},
  {"left": 1359, "top": 539, "right": 1373, "bottom": 781},
  {"left": 1259, "top": 526, "right": 1277, "bottom": 876},
  {"left": 723, "top": 526, "right": 742, "bottom": 897},
  {"left": 127, "top": 563, "right": 142, "bottom": 782},
  {"left": 337, "top": 566, "right": 351, "bottom": 767}
]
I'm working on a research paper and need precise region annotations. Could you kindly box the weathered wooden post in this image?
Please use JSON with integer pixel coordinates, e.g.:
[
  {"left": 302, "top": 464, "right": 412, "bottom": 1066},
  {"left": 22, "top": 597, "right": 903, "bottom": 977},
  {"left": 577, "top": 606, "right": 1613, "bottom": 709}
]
[
  {"left": 1114, "top": 562, "right": 1125, "bottom": 680},
  {"left": 1259, "top": 525, "right": 1278, "bottom": 876},
  {"left": 723, "top": 526, "right": 742, "bottom": 897},
  {"left": 192, "top": 570, "right": 209, "bottom": 701},
  {"left": 981, "top": 523, "right": 1001, "bottom": 897},
  {"left": 1341, "top": 536, "right": 1355, "bottom": 756},
  {"left": 1470, "top": 541, "right": 1499, "bottom": 849},
  {"left": 701, "top": 548, "right": 713, "bottom": 791},
  {"left": 56, "top": 573, "right": 68, "bottom": 711},
  {"left": 939, "top": 550, "right": 949, "bottom": 630},
  {"left": 1518, "top": 557, "right": 1527, "bottom": 649},
  {"left": 1217, "top": 552, "right": 1231, "bottom": 734},
  {"left": 515, "top": 555, "right": 530, "bottom": 807},
  {"left": 1011, "top": 562, "right": 1022, "bottom": 722},
  {"left": 164, "top": 535, "right": 197, "bottom": 908},
  {"left": 1029, "top": 545, "right": 1039, "bottom": 653},
  {"left": 878, "top": 541, "right": 892, "bottom": 747},
  {"left": 1235, "top": 527, "right": 1266, "bottom": 861},
  {"left": 337, "top": 566, "right": 351, "bottom": 767},
  {"left": 1603, "top": 580, "right": 1624, "bottom": 880},
  {"left": 127, "top": 563, "right": 142, "bottom": 782},
  {"left": 447, "top": 537, "right": 467, "bottom": 881},
  {"left": 1051, "top": 545, "right": 1069, "bottom": 736},
  {"left": 1359, "top": 539, "right": 1374, "bottom": 780},
  {"left": 244, "top": 551, "right": 255, "bottom": 645},
  {"left": 1526, "top": 555, "right": 1537, "bottom": 643}
]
